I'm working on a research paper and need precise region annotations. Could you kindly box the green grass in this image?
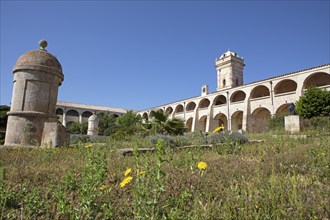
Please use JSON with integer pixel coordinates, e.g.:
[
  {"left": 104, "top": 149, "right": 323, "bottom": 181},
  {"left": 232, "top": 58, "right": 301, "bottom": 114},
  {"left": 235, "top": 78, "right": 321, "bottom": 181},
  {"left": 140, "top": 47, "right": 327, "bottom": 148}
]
[{"left": 0, "top": 132, "right": 329, "bottom": 219}]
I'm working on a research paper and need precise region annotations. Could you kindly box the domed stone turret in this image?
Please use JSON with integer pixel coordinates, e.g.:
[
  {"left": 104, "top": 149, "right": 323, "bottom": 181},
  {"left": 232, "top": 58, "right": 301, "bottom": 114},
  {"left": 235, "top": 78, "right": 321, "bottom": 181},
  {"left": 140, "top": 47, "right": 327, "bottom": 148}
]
[
  {"left": 5, "top": 40, "right": 69, "bottom": 147},
  {"left": 14, "top": 50, "right": 63, "bottom": 74},
  {"left": 13, "top": 41, "right": 63, "bottom": 83}
]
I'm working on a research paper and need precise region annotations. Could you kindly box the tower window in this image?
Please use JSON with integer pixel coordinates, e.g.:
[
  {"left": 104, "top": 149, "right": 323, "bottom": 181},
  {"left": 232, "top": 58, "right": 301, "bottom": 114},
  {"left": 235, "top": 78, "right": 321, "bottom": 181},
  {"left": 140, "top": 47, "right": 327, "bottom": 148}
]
[
  {"left": 223, "top": 79, "right": 226, "bottom": 87},
  {"left": 236, "top": 79, "right": 239, "bottom": 86}
]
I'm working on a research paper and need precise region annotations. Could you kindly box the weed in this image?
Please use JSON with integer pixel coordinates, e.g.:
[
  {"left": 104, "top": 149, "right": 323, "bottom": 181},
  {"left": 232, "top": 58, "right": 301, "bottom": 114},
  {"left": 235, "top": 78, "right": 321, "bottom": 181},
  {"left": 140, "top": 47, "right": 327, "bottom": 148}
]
[{"left": 0, "top": 133, "right": 329, "bottom": 219}]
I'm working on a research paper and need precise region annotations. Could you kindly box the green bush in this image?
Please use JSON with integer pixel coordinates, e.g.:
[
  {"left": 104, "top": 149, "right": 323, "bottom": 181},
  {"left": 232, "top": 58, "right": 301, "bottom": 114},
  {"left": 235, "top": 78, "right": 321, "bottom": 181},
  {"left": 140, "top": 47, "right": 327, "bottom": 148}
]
[
  {"left": 70, "top": 135, "right": 90, "bottom": 144},
  {"left": 116, "top": 110, "right": 141, "bottom": 135},
  {"left": 98, "top": 112, "right": 117, "bottom": 136},
  {"left": 268, "top": 116, "right": 285, "bottom": 130},
  {"left": 228, "top": 131, "right": 249, "bottom": 144},
  {"left": 208, "top": 131, "right": 249, "bottom": 145},
  {"left": 303, "top": 116, "right": 330, "bottom": 132},
  {"left": 142, "top": 110, "right": 186, "bottom": 136},
  {"left": 67, "top": 122, "right": 88, "bottom": 134},
  {"left": 295, "top": 86, "right": 330, "bottom": 118},
  {"left": 309, "top": 116, "right": 330, "bottom": 129},
  {"left": 149, "top": 134, "right": 190, "bottom": 148},
  {"left": 207, "top": 133, "right": 226, "bottom": 144}
]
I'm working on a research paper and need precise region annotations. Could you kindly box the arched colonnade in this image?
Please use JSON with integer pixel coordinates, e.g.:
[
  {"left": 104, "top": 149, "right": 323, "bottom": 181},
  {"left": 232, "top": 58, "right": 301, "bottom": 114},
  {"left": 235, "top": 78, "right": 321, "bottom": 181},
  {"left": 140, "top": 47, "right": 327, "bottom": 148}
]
[{"left": 138, "top": 70, "right": 330, "bottom": 133}]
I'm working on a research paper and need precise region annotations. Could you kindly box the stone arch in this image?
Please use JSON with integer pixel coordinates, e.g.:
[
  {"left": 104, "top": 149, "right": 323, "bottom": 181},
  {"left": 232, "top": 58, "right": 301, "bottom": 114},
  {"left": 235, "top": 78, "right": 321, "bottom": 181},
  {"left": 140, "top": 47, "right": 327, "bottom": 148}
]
[
  {"left": 55, "top": 108, "right": 63, "bottom": 115},
  {"left": 81, "top": 111, "right": 93, "bottom": 122},
  {"left": 199, "top": 98, "right": 210, "bottom": 108},
  {"left": 186, "top": 117, "right": 193, "bottom": 132},
  {"left": 251, "top": 107, "right": 271, "bottom": 132},
  {"left": 113, "top": 114, "right": 119, "bottom": 118},
  {"left": 142, "top": 112, "right": 148, "bottom": 121},
  {"left": 175, "top": 104, "right": 184, "bottom": 113},
  {"left": 250, "top": 85, "right": 270, "bottom": 99},
  {"left": 186, "top": 102, "right": 196, "bottom": 111},
  {"left": 231, "top": 111, "right": 243, "bottom": 130},
  {"left": 274, "top": 79, "right": 297, "bottom": 94},
  {"left": 230, "top": 90, "right": 246, "bottom": 103},
  {"left": 276, "top": 103, "right": 291, "bottom": 117},
  {"left": 149, "top": 110, "right": 155, "bottom": 119},
  {"left": 66, "top": 109, "right": 79, "bottom": 117},
  {"left": 213, "top": 95, "right": 227, "bottom": 106},
  {"left": 213, "top": 113, "right": 228, "bottom": 130},
  {"left": 82, "top": 111, "right": 93, "bottom": 118},
  {"left": 197, "top": 115, "right": 207, "bottom": 132},
  {"left": 303, "top": 72, "right": 330, "bottom": 89},
  {"left": 165, "top": 107, "right": 173, "bottom": 114}
]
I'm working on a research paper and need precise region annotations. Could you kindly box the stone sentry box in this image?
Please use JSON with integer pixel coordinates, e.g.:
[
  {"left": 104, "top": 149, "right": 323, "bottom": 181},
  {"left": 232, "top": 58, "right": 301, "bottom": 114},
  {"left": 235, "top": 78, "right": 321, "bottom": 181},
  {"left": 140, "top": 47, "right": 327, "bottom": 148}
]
[{"left": 4, "top": 40, "right": 69, "bottom": 147}]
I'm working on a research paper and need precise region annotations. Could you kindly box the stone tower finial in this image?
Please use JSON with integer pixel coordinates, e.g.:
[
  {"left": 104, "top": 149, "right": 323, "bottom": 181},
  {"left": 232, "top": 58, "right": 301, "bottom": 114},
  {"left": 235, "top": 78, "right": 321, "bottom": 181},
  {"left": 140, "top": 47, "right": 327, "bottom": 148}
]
[{"left": 39, "top": 40, "right": 48, "bottom": 50}]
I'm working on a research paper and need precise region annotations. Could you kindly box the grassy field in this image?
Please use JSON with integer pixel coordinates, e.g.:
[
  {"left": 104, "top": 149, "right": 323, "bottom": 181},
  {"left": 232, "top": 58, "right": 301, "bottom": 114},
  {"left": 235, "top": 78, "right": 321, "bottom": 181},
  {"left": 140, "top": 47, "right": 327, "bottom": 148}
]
[{"left": 0, "top": 132, "right": 329, "bottom": 219}]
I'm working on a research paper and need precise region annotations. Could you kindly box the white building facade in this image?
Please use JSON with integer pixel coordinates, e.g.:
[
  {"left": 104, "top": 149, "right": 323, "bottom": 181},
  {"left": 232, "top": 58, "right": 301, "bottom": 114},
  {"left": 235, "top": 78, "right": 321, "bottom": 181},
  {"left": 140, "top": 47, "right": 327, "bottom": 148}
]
[
  {"left": 137, "top": 51, "right": 330, "bottom": 132},
  {"left": 55, "top": 101, "right": 128, "bottom": 127}
]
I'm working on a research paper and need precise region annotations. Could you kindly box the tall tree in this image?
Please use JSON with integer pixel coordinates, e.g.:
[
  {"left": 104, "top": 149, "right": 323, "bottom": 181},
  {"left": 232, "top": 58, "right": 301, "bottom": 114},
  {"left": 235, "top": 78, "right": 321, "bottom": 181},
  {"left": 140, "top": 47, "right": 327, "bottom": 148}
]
[{"left": 98, "top": 112, "right": 117, "bottom": 136}]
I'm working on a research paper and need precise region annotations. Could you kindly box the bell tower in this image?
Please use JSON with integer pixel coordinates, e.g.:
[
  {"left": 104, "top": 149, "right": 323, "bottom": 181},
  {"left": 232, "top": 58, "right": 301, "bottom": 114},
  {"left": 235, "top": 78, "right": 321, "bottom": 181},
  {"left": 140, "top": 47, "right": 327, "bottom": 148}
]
[{"left": 215, "top": 50, "right": 245, "bottom": 91}]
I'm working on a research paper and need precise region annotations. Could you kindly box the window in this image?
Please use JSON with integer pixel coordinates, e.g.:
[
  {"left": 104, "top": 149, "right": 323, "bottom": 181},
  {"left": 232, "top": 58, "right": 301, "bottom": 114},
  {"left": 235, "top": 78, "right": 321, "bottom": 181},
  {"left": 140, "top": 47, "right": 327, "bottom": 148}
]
[{"left": 223, "top": 79, "right": 226, "bottom": 87}]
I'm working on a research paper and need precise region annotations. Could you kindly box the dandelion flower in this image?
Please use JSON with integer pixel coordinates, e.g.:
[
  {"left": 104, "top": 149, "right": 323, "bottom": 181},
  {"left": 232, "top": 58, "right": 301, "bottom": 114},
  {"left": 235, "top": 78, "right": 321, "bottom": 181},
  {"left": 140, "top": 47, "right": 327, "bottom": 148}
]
[
  {"left": 99, "top": 185, "right": 107, "bottom": 191},
  {"left": 197, "top": 161, "right": 208, "bottom": 171},
  {"left": 120, "top": 176, "right": 133, "bottom": 188},
  {"left": 124, "top": 168, "right": 132, "bottom": 176}
]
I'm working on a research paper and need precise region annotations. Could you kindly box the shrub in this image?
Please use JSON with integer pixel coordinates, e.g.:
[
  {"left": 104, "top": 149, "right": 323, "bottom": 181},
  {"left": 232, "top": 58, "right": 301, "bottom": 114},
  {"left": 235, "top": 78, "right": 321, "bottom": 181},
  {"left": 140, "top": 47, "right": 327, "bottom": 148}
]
[
  {"left": 303, "top": 116, "right": 330, "bottom": 132},
  {"left": 295, "top": 86, "right": 330, "bottom": 118},
  {"left": 268, "top": 116, "right": 285, "bottom": 130},
  {"left": 70, "top": 135, "right": 90, "bottom": 144},
  {"left": 98, "top": 112, "right": 117, "bottom": 136},
  {"left": 228, "top": 131, "right": 249, "bottom": 144},
  {"left": 207, "top": 131, "right": 249, "bottom": 145},
  {"left": 149, "top": 134, "right": 189, "bottom": 148},
  {"left": 116, "top": 110, "right": 141, "bottom": 135},
  {"left": 67, "top": 122, "right": 88, "bottom": 134},
  {"left": 142, "top": 110, "right": 186, "bottom": 136},
  {"left": 207, "top": 133, "right": 226, "bottom": 144},
  {"left": 309, "top": 116, "right": 330, "bottom": 129}
]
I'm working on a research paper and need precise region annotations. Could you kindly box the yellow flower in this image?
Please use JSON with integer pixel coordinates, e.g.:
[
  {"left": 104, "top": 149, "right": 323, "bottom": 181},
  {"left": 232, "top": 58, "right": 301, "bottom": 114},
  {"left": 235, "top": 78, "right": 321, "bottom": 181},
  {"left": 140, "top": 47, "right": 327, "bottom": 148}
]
[
  {"left": 137, "top": 170, "right": 146, "bottom": 176},
  {"left": 120, "top": 176, "right": 133, "bottom": 188},
  {"left": 124, "top": 168, "right": 132, "bottom": 176},
  {"left": 212, "top": 125, "right": 224, "bottom": 133},
  {"left": 99, "top": 185, "right": 107, "bottom": 190},
  {"left": 84, "top": 144, "right": 93, "bottom": 148},
  {"left": 197, "top": 161, "right": 208, "bottom": 171}
]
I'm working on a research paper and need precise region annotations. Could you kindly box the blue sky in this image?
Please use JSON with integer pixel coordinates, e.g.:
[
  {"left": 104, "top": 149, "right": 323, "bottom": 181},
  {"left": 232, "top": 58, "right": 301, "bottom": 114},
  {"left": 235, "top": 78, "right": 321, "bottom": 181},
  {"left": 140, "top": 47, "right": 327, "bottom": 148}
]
[{"left": 1, "top": 0, "right": 329, "bottom": 110}]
